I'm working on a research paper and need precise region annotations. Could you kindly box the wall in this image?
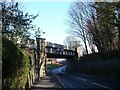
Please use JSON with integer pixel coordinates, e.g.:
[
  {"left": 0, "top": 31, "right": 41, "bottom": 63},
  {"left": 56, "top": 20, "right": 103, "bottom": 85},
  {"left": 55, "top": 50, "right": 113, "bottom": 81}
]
[
  {"left": 66, "top": 57, "right": 78, "bottom": 72},
  {"left": 75, "top": 51, "right": 120, "bottom": 80}
]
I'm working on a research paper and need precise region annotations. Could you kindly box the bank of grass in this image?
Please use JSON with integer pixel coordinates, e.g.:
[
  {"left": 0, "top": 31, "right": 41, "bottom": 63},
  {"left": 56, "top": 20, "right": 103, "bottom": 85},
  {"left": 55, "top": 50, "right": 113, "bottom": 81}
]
[
  {"left": 47, "top": 63, "right": 63, "bottom": 70},
  {"left": 2, "top": 37, "right": 31, "bottom": 89}
]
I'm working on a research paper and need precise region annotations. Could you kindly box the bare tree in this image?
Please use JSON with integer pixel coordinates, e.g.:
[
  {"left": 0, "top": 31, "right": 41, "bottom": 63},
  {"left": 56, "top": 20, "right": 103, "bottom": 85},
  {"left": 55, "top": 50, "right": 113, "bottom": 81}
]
[
  {"left": 64, "top": 35, "right": 81, "bottom": 48},
  {"left": 85, "top": 3, "right": 104, "bottom": 53},
  {"left": 67, "top": 2, "right": 107, "bottom": 53},
  {"left": 67, "top": 2, "right": 93, "bottom": 54}
]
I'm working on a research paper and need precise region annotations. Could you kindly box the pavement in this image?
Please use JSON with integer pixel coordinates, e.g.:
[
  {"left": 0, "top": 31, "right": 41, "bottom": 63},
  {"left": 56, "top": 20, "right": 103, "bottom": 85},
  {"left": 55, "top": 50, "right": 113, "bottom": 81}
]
[{"left": 30, "top": 75, "right": 61, "bottom": 90}]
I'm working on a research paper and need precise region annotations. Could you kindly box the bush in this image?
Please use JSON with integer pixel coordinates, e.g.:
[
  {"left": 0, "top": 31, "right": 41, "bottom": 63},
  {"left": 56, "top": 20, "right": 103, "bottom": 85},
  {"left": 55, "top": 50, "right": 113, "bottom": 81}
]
[{"left": 2, "top": 37, "right": 30, "bottom": 89}]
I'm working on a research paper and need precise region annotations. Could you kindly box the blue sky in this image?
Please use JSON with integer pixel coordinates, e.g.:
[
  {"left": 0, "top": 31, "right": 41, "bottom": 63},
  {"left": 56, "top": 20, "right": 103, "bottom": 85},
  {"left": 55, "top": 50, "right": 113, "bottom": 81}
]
[{"left": 23, "top": 2, "right": 72, "bottom": 45}]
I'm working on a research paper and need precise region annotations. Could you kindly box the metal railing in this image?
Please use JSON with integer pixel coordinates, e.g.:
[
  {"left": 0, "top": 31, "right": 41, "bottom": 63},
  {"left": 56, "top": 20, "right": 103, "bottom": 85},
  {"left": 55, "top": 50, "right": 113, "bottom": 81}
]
[{"left": 45, "top": 46, "right": 76, "bottom": 56}]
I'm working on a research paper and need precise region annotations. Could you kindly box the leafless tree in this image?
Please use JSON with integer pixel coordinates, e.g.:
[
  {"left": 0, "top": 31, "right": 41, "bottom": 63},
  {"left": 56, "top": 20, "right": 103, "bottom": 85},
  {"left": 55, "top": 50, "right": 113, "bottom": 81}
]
[
  {"left": 67, "top": 2, "right": 94, "bottom": 54},
  {"left": 67, "top": 2, "right": 106, "bottom": 53},
  {"left": 64, "top": 35, "right": 81, "bottom": 48}
]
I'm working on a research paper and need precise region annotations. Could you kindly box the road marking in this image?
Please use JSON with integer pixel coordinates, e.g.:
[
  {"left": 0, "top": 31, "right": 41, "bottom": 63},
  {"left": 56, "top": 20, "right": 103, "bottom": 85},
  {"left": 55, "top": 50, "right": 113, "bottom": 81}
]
[
  {"left": 70, "top": 75, "right": 87, "bottom": 82},
  {"left": 56, "top": 76, "right": 67, "bottom": 88},
  {"left": 92, "top": 82, "right": 114, "bottom": 90},
  {"left": 81, "top": 78, "right": 87, "bottom": 81},
  {"left": 77, "top": 77, "right": 87, "bottom": 81},
  {"left": 71, "top": 74, "right": 113, "bottom": 90},
  {"left": 60, "top": 68, "right": 114, "bottom": 90},
  {"left": 61, "top": 70, "right": 88, "bottom": 82}
]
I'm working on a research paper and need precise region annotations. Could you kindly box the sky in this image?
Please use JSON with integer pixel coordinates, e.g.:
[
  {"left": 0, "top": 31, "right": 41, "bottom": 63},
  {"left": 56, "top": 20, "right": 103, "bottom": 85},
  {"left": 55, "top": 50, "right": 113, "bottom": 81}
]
[{"left": 23, "top": 2, "right": 72, "bottom": 45}]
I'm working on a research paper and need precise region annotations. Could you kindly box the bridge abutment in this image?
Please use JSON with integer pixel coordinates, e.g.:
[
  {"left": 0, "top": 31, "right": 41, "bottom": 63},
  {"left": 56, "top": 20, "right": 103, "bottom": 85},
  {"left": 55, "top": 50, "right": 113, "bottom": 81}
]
[
  {"left": 66, "top": 47, "right": 80, "bottom": 72},
  {"left": 66, "top": 56, "right": 78, "bottom": 72},
  {"left": 39, "top": 38, "right": 47, "bottom": 78},
  {"left": 30, "top": 40, "right": 80, "bottom": 81}
]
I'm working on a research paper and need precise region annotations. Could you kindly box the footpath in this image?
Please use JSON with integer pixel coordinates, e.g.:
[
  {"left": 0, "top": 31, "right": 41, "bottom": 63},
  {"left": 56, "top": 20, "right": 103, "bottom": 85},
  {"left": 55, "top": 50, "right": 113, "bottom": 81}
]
[{"left": 30, "top": 75, "right": 61, "bottom": 90}]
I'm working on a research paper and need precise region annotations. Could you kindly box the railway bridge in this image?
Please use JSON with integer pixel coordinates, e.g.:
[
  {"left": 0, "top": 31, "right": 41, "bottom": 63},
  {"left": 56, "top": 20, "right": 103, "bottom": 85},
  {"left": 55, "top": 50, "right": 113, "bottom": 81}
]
[{"left": 29, "top": 38, "right": 79, "bottom": 81}]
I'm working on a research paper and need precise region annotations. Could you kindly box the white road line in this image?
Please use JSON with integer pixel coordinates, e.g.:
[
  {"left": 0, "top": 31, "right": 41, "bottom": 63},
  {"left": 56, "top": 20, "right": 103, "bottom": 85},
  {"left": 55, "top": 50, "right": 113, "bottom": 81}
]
[
  {"left": 56, "top": 76, "right": 67, "bottom": 88},
  {"left": 77, "top": 77, "right": 87, "bottom": 81},
  {"left": 76, "top": 77, "right": 87, "bottom": 81},
  {"left": 61, "top": 70, "right": 87, "bottom": 82},
  {"left": 71, "top": 75, "right": 87, "bottom": 82},
  {"left": 60, "top": 68, "right": 113, "bottom": 89},
  {"left": 92, "top": 82, "right": 114, "bottom": 90},
  {"left": 70, "top": 74, "right": 113, "bottom": 90}
]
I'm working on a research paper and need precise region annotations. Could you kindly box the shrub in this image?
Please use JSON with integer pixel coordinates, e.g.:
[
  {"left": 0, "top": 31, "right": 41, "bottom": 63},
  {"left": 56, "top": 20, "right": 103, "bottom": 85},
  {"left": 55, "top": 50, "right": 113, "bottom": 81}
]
[{"left": 2, "top": 37, "right": 30, "bottom": 89}]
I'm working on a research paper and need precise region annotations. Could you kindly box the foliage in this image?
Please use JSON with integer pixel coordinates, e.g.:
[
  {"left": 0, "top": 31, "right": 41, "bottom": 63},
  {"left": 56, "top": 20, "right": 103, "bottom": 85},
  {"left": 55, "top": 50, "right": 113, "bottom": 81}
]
[
  {"left": 94, "top": 2, "right": 120, "bottom": 51},
  {"left": 2, "top": 37, "right": 30, "bottom": 89},
  {"left": 1, "top": 1, "right": 38, "bottom": 44},
  {"left": 67, "top": 1, "right": 120, "bottom": 53},
  {"left": 66, "top": 1, "right": 120, "bottom": 80}
]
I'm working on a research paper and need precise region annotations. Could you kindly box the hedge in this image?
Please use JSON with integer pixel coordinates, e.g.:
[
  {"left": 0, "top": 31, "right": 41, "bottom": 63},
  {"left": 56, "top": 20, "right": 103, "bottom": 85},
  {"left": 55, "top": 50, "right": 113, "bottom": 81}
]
[{"left": 2, "top": 37, "right": 30, "bottom": 89}]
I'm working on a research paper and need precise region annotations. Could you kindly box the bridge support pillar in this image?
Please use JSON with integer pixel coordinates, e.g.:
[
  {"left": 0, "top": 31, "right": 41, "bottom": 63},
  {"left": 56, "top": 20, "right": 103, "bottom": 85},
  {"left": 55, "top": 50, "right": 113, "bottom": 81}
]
[
  {"left": 40, "top": 54, "right": 47, "bottom": 78},
  {"left": 39, "top": 38, "right": 47, "bottom": 78},
  {"left": 66, "top": 48, "right": 78, "bottom": 72}
]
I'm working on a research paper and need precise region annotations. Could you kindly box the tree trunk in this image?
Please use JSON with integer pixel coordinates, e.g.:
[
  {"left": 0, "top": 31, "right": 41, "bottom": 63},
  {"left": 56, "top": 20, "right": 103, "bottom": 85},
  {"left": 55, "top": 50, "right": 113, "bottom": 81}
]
[{"left": 83, "top": 38, "right": 89, "bottom": 55}]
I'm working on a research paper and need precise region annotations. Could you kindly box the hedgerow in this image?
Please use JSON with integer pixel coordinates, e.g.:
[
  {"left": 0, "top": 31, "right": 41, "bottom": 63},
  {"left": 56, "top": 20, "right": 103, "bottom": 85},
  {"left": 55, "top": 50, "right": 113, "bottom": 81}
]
[{"left": 2, "top": 37, "right": 30, "bottom": 89}]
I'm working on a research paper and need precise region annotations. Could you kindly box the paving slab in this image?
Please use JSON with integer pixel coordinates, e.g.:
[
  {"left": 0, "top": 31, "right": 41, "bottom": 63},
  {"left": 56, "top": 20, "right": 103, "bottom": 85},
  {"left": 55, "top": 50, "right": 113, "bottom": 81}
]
[{"left": 30, "top": 75, "right": 61, "bottom": 90}]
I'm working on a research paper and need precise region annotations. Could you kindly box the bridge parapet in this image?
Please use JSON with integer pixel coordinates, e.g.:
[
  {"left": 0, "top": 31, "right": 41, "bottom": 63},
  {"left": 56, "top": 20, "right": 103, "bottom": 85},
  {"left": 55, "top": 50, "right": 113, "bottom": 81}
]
[
  {"left": 46, "top": 42, "right": 64, "bottom": 48},
  {"left": 46, "top": 42, "right": 76, "bottom": 51},
  {"left": 45, "top": 46, "right": 76, "bottom": 57}
]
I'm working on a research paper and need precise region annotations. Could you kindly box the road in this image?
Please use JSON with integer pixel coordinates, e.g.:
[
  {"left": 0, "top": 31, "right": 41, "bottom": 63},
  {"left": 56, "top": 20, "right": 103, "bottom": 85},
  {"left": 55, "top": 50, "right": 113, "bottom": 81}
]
[{"left": 48, "top": 66, "right": 119, "bottom": 89}]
